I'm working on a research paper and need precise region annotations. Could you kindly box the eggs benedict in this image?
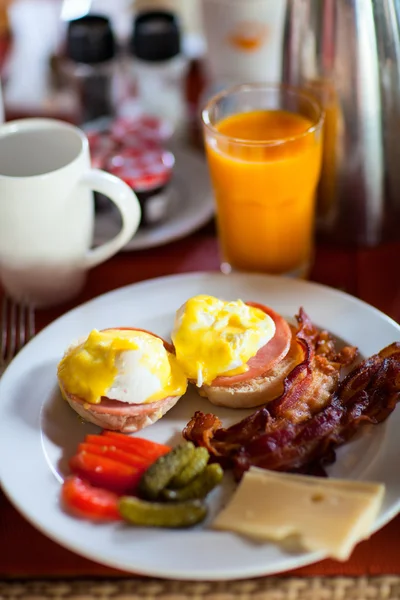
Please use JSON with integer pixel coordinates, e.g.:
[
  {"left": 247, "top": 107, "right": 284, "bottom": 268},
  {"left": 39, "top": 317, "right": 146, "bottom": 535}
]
[
  {"left": 172, "top": 295, "right": 301, "bottom": 409},
  {"left": 57, "top": 328, "right": 187, "bottom": 432}
]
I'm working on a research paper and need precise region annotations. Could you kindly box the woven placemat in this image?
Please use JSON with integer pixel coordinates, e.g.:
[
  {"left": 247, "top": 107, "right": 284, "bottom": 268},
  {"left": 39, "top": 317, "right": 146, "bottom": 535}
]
[{"left": 1, "top": 577, "right": 400, "bottom": 600}]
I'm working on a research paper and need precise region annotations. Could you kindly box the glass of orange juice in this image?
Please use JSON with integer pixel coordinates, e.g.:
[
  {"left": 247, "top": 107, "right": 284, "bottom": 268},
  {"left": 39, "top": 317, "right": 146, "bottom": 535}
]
[{"left": 202, "top": 83, "right": 324, "bottom": 277}]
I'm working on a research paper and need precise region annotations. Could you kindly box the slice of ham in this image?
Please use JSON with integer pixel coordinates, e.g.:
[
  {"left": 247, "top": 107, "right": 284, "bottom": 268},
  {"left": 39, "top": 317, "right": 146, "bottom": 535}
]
[
  {"left": 61, "top": 384, "right": 182, "bottom": 433},
  {"left": 211, "top": 302, "right": 292, "bottom": 387},
  {"left": 69, "top": 394, "right": 177, "bottom": 416}
]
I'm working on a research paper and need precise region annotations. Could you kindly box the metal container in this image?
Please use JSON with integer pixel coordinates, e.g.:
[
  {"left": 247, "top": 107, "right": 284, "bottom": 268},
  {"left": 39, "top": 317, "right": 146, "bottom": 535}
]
[{"left": 282, "top": 0, "right": 400, "bottom": 246}]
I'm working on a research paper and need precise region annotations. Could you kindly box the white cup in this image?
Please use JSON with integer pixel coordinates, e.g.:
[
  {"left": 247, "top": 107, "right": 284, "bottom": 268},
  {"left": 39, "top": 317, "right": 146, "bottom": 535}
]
[
  {"left": 0, "top": 118, "right": 141, "bottom": 307},
  {"left": 201, "top": 0, "right": 287, "bottom": 85}
]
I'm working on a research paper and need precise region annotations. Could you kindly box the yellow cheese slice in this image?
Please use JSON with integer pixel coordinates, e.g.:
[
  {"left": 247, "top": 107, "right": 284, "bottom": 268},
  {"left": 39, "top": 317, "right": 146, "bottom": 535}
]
[
  {"left": 212, "top": 467, "right": 385, "bottom": 561},
  {"left": 249, "top": 467, "right": 384, "bottom": 495}
]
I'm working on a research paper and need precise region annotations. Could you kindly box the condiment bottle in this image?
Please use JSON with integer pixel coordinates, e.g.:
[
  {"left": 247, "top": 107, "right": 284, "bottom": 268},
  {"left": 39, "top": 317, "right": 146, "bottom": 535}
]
[
  {"left": 64, "top": 14, "right": 118, "bottom": 124},
  {"left": 130, "top": 10, "right": 188, "bottom": 137}
]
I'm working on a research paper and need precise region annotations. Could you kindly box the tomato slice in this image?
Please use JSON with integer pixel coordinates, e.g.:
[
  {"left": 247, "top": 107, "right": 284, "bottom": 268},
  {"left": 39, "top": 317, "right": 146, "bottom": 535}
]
[
  {"left": 69, "top": 451, "right": 144, "bottom": 494},
  {"left": 211, "top": 302, "right": 292, "bottom": 387},
  {"left": 101, "top": 431, "right": 171, "bottom": 461},
  {"left": 61, "top": 476, "right": 121, "bottom": 521},
  {"left": 78, "top": 442, "right": 152, "bottom": 469}
]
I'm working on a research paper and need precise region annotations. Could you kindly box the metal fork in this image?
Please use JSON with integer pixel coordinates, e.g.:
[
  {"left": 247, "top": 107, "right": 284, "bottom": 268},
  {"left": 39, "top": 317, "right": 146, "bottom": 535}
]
[{"left": 0, "top": 297, "right": 35, "bottom": 375}]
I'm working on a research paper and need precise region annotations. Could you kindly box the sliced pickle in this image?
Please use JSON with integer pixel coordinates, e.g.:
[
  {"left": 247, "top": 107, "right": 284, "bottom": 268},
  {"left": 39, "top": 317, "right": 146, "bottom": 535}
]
[
  {"left": 169, "top": 447, "right": 210, "bottom": 489},
  {"left": 138, "top": 441, "right": 195, "bottom": 500},
  {"left": 162, "top": 463, "right": 223, "bottom": 502},
  {"left": 119, "top": 496, "right": 207, "bottom": 528}
]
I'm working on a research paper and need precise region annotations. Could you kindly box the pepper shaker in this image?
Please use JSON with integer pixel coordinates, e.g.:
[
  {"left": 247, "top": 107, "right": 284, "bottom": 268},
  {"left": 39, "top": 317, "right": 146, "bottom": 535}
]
[{"left": 63, "top": 14, "right": 118, "bottom": 124}]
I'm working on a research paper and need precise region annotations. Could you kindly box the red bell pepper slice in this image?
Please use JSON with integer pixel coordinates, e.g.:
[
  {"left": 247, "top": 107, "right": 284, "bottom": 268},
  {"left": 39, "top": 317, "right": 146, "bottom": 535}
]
[
  {"left": 101, "top": 431, "right": 171, "bottom": 460},
  {"left": 85, "top": 434, "right": 158, "bottom": 464},
  {"left": 78, "top": 442, "right": 152, "bottom": 470},
  {"left": 69, "top": 451, "right": 143, "bottom": 494}
]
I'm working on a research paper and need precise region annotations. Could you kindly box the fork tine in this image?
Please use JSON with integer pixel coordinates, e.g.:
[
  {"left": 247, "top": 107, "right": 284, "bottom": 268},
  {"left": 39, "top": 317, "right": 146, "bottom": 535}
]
[
  {"left": 6, "top": 299, "right": 16, "bottom": 363},
  {"left": 18, "top": 303, "right": 26, "bottom": 351},
  {"left": 27, "top": 305, "right": 35, "bottom": 341},
  {"left": 1, "top": 296, "right": 7, "bottom": 363},
  {"left": 0, "top": 297, "right": 35, "bottom": 370}
]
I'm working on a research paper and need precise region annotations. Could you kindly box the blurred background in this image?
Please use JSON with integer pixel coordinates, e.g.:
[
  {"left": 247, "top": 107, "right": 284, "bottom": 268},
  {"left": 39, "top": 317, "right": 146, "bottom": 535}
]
[
  {"left": 0, "top": 0, "right": 205, "bottom": 123},
  {"left": 0, "top": 0, "right": 290, "bottom": 248},
  {"left": 0, "top": 0, "right": 398, "bottom": 251},
  {"left": 0, "top": 0, "right": 287, "bottom": 129}
]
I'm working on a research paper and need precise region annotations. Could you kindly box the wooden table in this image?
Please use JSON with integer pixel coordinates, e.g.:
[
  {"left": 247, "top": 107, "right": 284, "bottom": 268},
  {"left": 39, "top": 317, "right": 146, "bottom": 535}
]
[{"left": 1, "top": 227, "right": 400, "bottom": 599}]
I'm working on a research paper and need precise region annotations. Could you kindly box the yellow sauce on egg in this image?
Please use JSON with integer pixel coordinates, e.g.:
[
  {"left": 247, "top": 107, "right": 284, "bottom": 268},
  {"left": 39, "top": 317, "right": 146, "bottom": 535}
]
[
  {"left": 171, "top": 295, "right": 276, "bottom": 386},
  {"left": 57, "top": 329, "right": 187, "bottom": 404}
]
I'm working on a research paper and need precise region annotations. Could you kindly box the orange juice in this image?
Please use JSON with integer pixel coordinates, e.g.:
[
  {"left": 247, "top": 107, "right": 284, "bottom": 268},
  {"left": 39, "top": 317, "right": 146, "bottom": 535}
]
[{"left": 205, "top": 109, "right": 323, "bottom": 275}]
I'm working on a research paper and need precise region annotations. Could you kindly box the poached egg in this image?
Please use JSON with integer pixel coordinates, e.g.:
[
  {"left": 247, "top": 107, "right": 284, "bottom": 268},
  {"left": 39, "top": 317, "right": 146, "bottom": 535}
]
[
  {"left": 57, "top": 328, "right": 187, "bottom": 405},
  {"left": 171, "top": 295, "right": 276, "bottom": 386}
]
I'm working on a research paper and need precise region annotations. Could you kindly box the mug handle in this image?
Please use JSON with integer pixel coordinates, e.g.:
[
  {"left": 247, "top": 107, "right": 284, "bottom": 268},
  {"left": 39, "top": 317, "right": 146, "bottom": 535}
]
[{"left": 80, "top": 169, "right": 141, "bottom": 269}]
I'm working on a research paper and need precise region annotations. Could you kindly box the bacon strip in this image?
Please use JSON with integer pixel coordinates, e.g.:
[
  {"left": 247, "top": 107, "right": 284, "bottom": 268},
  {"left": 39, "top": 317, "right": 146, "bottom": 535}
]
[
  {"left": 234, "top": 343, "right": 400, "bottom": 477},
  {"left": 183, "top": 312, "right": 400, "bottom": 478},
  {"left": 267, "top": 308, "right": 357, "bottom": 423}
]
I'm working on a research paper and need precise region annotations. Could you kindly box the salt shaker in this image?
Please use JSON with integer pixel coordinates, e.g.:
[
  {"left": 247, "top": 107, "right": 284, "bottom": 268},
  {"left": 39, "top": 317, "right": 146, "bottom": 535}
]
[
  {"left": 64, "top": 14, "right": 118, "bottom": 124},
  {"left": 130, "top": 10, "right": 188, "bottom": 137}
]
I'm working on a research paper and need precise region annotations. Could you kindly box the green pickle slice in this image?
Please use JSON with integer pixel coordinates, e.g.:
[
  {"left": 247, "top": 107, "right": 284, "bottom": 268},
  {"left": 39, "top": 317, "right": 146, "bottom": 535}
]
[
  {"left": 119, "top": 497, "right": 207, "bottom": 528},
  {"left": 138, "top": 441, "right": 195, "bottom": 500},
  {"left": 162, "top": 463, "right": 224, "bottom": 502},
  {"left": 169, "top": 447, "right": 210, "bottom": 488}
]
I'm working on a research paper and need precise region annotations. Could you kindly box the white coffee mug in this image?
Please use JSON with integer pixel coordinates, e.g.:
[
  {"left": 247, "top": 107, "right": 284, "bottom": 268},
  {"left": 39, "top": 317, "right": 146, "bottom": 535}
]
[
  {"left": 201, "top": 0, "right": 287, "bottom": 85},
  {"left": 0, "top": 118, "right": 141, "bottom": 307}
]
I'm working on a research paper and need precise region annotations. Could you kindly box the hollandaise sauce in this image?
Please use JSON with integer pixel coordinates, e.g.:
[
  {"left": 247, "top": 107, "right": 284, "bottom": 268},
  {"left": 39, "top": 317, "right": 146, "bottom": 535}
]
[
  {"left": 57, "top": 329, "right": 187, "bottom": 404},
  {"left": 171, "top": 295, "right": 276, "bottom": 386}
]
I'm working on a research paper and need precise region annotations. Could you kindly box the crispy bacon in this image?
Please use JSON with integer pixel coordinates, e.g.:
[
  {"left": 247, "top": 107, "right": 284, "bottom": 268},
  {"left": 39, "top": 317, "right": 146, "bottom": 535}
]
[
  {"left": 183, "top": 310, "right": 400, "bottom": 478},
  {"left": 234, "top": 342, "right": 400, "bottom": 477},
  {"left": 183, "top": 411, "right": 223, "bottom": 454},
  {"left": 296, "top": 307, "right": 357, "bottom": 367},
  {"left": 266, "top": 308, "right": 357, "bottom": 423}
]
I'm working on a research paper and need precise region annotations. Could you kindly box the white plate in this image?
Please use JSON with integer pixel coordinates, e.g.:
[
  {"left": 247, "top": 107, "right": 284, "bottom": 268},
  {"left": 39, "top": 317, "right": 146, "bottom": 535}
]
[
  {"left": 93, "top": 146, "right": 215, "bottom": 251},
  {"left": 1, "top": 273, "right": 400, "bottom": 581}
]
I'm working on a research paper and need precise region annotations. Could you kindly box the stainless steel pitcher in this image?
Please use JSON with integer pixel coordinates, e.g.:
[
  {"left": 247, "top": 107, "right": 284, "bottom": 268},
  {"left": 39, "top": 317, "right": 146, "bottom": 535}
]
[{"left": 282, "top": 0, "right": 400, "bottom": 246}]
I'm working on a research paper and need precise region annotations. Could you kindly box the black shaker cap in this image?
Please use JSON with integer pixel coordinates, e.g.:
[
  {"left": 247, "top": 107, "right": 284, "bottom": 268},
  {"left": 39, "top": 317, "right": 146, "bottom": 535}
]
[
  {"left": 66, "top": 14, "right": 116, "bottom": 64},
  {"left": 131, "top": 10, "right": 181, "bottom": 62}
]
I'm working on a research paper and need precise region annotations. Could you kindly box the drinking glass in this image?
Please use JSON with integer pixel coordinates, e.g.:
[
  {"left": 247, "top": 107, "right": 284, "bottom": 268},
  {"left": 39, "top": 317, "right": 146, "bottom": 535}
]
[{"left": 202, "top": 83, "right": 324, "bottom": 276}]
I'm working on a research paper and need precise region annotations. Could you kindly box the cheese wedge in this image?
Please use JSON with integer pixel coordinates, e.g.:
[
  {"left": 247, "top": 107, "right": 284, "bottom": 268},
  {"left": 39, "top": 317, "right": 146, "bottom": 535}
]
[{"left": 212, "top": 467, "right": 385, "bottom": 561}]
